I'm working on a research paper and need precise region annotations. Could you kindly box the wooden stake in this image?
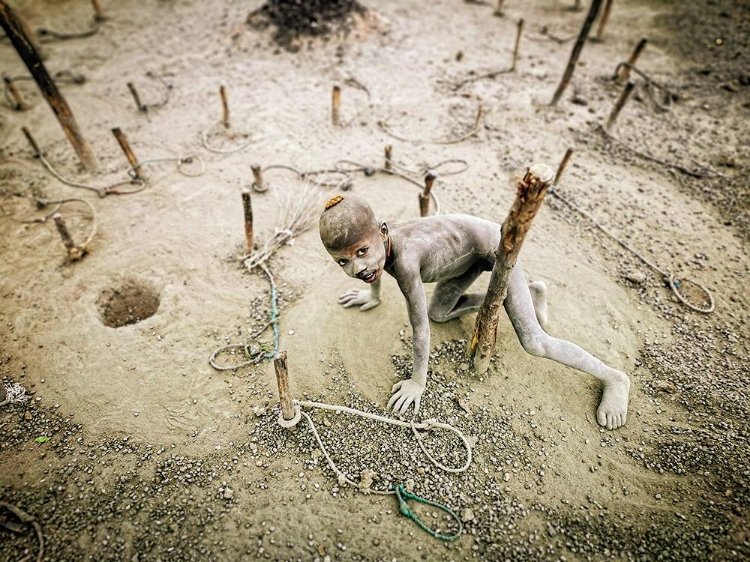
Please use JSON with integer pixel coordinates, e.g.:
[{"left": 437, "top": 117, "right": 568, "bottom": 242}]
[
  {"left": 0, "top": 1, "right": 97, "bottom": 171},
  {"left": 595, "top": 0, "right": 614, "bottom": 42},
  {"left": 384, "top": 145, "right": 392, "bottom": 171},
  {"left": 617, "top": 38, "right": 648, "bottom": 84},
  {"left": 493, "top": 0, "right": 504, "bottom": 17},
  {"left": 91, "top": 0, "right": 106, "bottom": 22},
  {"left": 111, "top": 127, "right": 143, "bottom": 180},
  {"left": 251, "top": 164, "right": 266, "bottom": 192},
  {"left": 53, "top": 212, "right": 84, "bottom": 261},
  {"left": 332, "top": 85, "right": 341, "bottom": 127},
  {"left": 274, "top": 351, "right": 295, "bottom": 422},
  {"left": 419, "top": 173, "right": 436, "bottom": 217},
  {"left": 554, "top": 148, "right": 574, "bottom": 186},
  {"left": 126, "top": 81, "right": 145, "bottom": 112},
  {"left": 573, "top": 0, "right": 582, "bottom": 11},
  {"left": 550, "top": 0, "right": 604, "bottom": 106},
  {"left": 3, "top": 75, "right": 27, "bottom": 109},
  {"left": 467, "top": 164, "right": 554, "bottom": 373},
  {"left": 220, "top": 85, "right": 230, "bottom": 129},
  {"left": 511, "top": 19, "right": 524, "bottom": 72},
  {"left": 21, "top": 126, "right": 41, "bottom": 157},
  {"left": 242, "top": 189, "right": 254, "bottom": 254},
  {"left": 606, "top": 80, "right": 635, "bottom": 130}
]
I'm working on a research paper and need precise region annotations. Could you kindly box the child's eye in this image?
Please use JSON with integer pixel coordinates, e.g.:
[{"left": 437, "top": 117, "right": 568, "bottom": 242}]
[
  {"left": 356, "top": 247, "right": 368, "bottom": 257},
  {"left": 337, "top": 258, "right": 349, "bottom": 267}
]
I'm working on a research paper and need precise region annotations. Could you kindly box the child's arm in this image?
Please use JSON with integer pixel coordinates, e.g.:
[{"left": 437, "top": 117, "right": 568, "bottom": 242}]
[
  {"left": 337, "top": 278, "right": 381, "bottom": 311},
  {"left": 387, "top": 271, "right": 429, "bottom": 415}
]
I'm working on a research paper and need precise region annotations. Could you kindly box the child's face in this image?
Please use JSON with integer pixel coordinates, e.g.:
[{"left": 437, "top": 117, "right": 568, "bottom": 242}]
[{"left": 326, "top": 225, "right": 386, "bottom": 284}]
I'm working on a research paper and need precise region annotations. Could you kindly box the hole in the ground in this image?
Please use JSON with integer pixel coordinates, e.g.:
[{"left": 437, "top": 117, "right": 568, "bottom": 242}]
[{"left": 97, "top": 278, "right": 160, "bottom": 328}]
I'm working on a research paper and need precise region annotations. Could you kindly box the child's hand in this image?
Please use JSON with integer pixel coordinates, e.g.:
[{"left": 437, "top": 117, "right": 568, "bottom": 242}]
[
  {"left": 387, "top": 379, "right": 424, "bottom": 415},
  {"left": 337, "top": 289, "right": 380, "bottom": 311}
]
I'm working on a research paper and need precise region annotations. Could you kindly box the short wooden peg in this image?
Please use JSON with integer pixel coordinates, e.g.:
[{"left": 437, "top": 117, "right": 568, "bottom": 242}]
[
  {"left": 332, "top": 85, "right": 341, "bottom": 127},
  {"left": 242, "top": 189, "right": 254, "bottom": 254},
  {"left": 3, "top": 74, "right": 27, "bottom": 110},
  {"left": 220, "top": 85, "right": 230, "bottom": 129},
  {"left": 606, "top": 81, "right": 635, "bottom": 130},
  {"left": 554, "top": 148, "right": 574, "bottom": 186},
  {"left": 419, "top": 173, "right": 436, "bottom": 217},
  {"left": 111, "top": 127, "right": 144, "bottom": 180},
  {"left": 274, "top": 351, "right": 295, "bottom": 423},
  {"left": 511, "top": 19, "right": 524, "bottom": 72},
  {"left": 53, "top": 213, "right": 84, "bottom": 261}
]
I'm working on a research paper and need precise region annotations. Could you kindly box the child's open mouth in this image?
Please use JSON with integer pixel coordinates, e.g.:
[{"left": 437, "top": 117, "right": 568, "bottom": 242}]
[{"left": 360, "top": 270, "right": 378, "bottom": 283}]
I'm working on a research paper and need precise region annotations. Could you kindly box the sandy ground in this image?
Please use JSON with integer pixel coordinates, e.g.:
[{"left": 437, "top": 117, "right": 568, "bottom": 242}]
[{"left": 1, "top": 0, "right": 748, "bottom": 560}]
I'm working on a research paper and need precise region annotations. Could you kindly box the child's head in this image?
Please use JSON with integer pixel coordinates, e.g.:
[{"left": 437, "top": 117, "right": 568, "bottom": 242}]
[{"left": 319, "top": 195, "right": 388, "bottom": 284}]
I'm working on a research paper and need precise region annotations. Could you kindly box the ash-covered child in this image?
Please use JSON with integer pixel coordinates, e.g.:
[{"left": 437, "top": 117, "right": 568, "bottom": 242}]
[{"left": 319, "top": 195, "right": 630, "bottom": 429}]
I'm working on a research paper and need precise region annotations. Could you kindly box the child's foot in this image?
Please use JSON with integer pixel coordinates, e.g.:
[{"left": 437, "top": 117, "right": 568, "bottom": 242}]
[
  {"left": 528, "top": 281, "right": 548, "bottom": 330},
  {"left": 596, "top": 370, "right": 631, "bottom": 430}
]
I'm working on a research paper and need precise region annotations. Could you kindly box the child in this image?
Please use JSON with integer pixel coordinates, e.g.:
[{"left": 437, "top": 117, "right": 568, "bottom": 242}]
[{"left": 319, "top": 195, "right": 630, "bottom": 429}]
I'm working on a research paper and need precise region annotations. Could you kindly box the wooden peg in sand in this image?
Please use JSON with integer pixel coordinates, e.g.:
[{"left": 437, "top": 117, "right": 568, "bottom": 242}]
[
  {"left": 53, "top": 213, "right": 84, "bottom": 261},
  {"left": 111, "top": 127, "right": 144, "bottom": 180},
  {"left": 606, "top": 80, "right": 635, "bottom": 130},
  {"left": 419, "top": 173, "right": 436, "bottom": 217},
  {"left": 467, "top": 164, "right": 554, "bottom": 374},
  {"left": 241, "top": 189, "right": 254, "bottom": 254},
  {"left": 332, "top": 85, "right": 341, "bottom": 127},
  {"left": 251, "top": 164, "right": 267, "bottom": 192},
  {"left": 595, "top": 0, "right": 614, "bottom": 42},
  {"left": 493, "top": 0, "right": 504, "bottom": 17},
  {"left": 0, "top": 0, "right": 97, "bottom": 171},
  {"left": 384, "top": 145, "right": 392, "bottom": 171},
  {"left": 274, "top": 351, "right": 295, "bottom": 422},
  {"left": 3, "top": 74, "right": 28, "bottom": 110},
  {"left": 21, "top": 126, "right": 41, "bottom": 157},
  {"left": 91, "top": 0, "right": 106, "bottom": 22},
  {"left": 127, "top": 82, "right": 145, "bottom": 112},
  {"left": 617, "top": 38, "right": 648, "bottom": 84},
  {"left": 550, "top": 0, "right": 604, "bottom": 106},
  {"left": 220, "top": 85, "right": 230, "bottom": 129},
  {"left": 554, "top": 148, "right": 574, "bottom": 186},
  {"left": 511, "top": 18, "right": 524, "bottom": 72}
]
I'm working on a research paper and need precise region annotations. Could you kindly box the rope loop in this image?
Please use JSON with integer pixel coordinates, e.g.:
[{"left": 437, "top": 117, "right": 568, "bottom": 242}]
[
  {"left": 393, "top": 483, "right": 463, "bottom": 541},
  {"left": 278, "top": 402, "right": 302, "bottom": 428},
  {"left": 667, "top": 275, "right": 715, "bottom": 314}
]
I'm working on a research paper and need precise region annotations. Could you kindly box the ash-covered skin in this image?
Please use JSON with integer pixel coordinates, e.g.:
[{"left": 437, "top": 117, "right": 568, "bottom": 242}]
[{"left": 319, "top": 195, "right": 630, "bottom": 429}]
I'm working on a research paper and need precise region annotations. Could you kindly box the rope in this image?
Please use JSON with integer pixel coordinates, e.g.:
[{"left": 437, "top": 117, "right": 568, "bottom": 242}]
[
  {"left": 200, "top": 119, "right": 252, "bottom": 154},
  {"left": 612, "top": 62, "right": 675, "bottom": 112},
  {"left": 549, "top": 188, "right": 715, "bottom": 313},
  {"left": 378, "top": 104, "right": 484, "bottom": 145},
  {"left": 278, "top": 400, "right": 469, "bottom": 540},
  {"left": 37, "top": 20, "right": 99, "bottom": 42}
]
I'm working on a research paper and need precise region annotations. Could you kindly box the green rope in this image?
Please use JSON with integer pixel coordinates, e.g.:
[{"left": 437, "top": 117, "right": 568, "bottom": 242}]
[{"left": 393, "top": 484, "right": 463, "bottom": 541}]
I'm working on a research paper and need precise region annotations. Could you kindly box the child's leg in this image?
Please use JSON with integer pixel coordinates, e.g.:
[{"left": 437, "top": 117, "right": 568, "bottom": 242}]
[
  {"left": 428, "top": 263, "right": 486, "bottom": 323},
  {"left": 504, "top": 263, "right": 630, "bottom": 429},
  {"left": 528, "top": 280, "right": 548, "bottom": 329}
]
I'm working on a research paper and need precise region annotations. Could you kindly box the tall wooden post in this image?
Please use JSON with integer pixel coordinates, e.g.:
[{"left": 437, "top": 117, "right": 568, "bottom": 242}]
[
  {"left": 550, "top": 0, "right": 604, "bottom": 106},
  {"left": 0, "top": 1, "right": 98, "bottom": 171},
  {"left": 467, "top": 164, "right": 554, "bottom": 373}
]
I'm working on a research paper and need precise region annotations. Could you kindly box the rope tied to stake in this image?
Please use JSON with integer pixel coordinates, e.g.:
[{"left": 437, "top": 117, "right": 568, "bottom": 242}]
[{"left": 277, "top": 399, "right": 470, "bottom": 540}]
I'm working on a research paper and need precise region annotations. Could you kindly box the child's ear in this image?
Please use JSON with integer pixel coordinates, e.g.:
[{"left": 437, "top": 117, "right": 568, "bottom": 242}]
[{"left": 380, "top": 222, "right": 389, "bottom": 239}]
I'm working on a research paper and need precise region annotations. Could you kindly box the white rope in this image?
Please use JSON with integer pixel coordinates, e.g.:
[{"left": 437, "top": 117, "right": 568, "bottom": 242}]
[
  {"left": 200, "top": 119, "right": 252, "bottom": 154},
  {"left": 280, "top": 399, "right": 472, "bottom": 494}
]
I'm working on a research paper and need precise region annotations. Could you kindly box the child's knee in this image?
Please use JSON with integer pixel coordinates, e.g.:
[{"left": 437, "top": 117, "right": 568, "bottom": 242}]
[
  {"left": 428, "top": 307, "right": 449, "bottom": 323},
  {"left": 520, "top": 334, "right": 547, "bottom": 357}
]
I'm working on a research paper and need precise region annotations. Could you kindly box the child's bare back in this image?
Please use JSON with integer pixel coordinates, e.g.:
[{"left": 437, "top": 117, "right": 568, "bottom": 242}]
[{"left": 319, "top": 195, "right": 630, "bottom": 429}]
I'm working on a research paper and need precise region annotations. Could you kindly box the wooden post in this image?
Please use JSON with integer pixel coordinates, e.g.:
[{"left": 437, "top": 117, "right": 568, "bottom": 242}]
[
  {"left": 21, "top": 126, "right": 41, "bottom": 157},
  {"left": 617, "top": 38, "right": 647, "bottom": 83},
  {"left": 554, "top": 148, "right": 574, "bottom": 186},
  {"left": 274, "top": 351, "right": 295, "bottom": 422},
  {"left": 573, "top": 0, "right": 582, "bottom": 10},
  {"left": 53, "top": 213, "right": 85, "bottom": 261},
  {"left": 332, "top": 85, "right": 341, "bottom": 127},
  {"left": 251, "top": 164, "right": 266, "bottom": 192},
  {"left": 467, "top": 164, "right": 554, "bottom": 373},
  {"left": 511, "top": 19, "right": 524, "bottom": 72},
  {"left": 550, "top": 0, "right": 604, "bottom": 106},
  {"left": 220, "top": 85, "right": 230, "bottom": 129},
  {"left": 242, "top": 189, "right": 253, "bottom": 254},
  {"left": 419, "top": 173, "right": 436, "bottom": 217},
  {"left": 3, "top": 75, "right": 27, "bottom": 109},
  {"left": 595, "top": 0, "right": 614, "bottom": 42},
  {"left": 127, "top": 82, "right": 145, "bottom": 112},
  {"left": 0, "top": 1, "right": 97, "bottom": 171},
  {"left": 111, "top": 127, "right": 143, "bottom": 180},
  {"left": 493, "top": 0, "right": 504, "bottom": 17},
  {"left": 91, "top": 0, "right": 106, "bottom": 22},
  {"left": 606, "top": 81, "right": 635, "bottom": 130},
  {"left": 384, "top": 145, "right": 392, "bottom": 171}
]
